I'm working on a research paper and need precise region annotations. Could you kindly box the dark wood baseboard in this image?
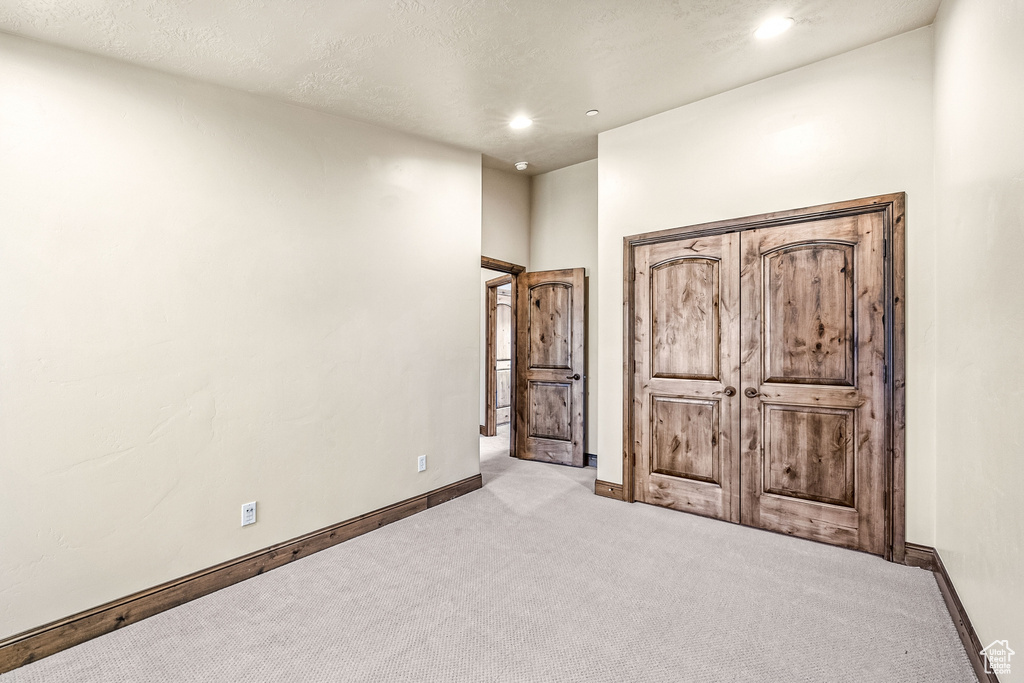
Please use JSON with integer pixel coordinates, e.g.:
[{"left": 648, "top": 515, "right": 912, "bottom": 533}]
[
  {"left": 0, "top": 473, "right": 483, "bottom": 675},
  {"left": 904, "top": 543, "right": 997, "bottom": 682},
  {"left": 594, "top": 479, "right": 624, "bottom": 501},
  {"left": 480, "top": 424, "right": 488, "bottom": 436},
  {"left": 903, "top": 541, "right": 940, "bottom": 571}
]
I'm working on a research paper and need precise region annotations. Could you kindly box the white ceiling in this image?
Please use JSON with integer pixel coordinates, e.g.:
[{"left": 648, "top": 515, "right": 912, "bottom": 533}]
[{"left": 0, "top": 0, "right": 940, "bottom": 174}]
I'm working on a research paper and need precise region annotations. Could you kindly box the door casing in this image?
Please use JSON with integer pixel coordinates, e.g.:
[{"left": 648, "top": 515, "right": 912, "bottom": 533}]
[
  {"left": 620, "top": 194, "right": 907, "bottom": 562},
  {"left": 482, "top": 256, "right": 526, "bottom": 457},
  {"left": 484, "top": 273, "right": 513, "bottom": 437}
]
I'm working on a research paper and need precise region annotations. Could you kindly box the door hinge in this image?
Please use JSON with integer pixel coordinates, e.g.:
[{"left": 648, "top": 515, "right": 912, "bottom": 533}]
[
  {"left": 883, "top": 363, "right": 888, "bottom": 384},
  {"left": 883, "top": 238, "right": 888, "bottom": 257},
  {"left": 631, "top": 268, "right": 637, "bottom": 281}
]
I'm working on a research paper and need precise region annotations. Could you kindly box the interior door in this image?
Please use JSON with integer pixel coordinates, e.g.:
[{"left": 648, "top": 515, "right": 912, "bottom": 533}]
[
  {"left": 740, "top": 213, "right": 887, "bottom": 554},
  {"left": 628, "top": 205, "right": 891, "bottom": 556},
  {"left": 495, "top": 288, "right": 512, "bottom": 425},
  {"left": 515, "top": 268, "right": 585, "bottom": 466},
  {"left": 632, "top": 234, "right": 741, "bottom": 521}
]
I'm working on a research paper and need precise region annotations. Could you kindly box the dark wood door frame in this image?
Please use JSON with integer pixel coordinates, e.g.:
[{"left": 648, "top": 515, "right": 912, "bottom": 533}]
[
  {"left": 483, "top": 274, "right": 513, "bottom": 437},
  {"left": 482, "top": 256, "right": 525, "bottom": 457},
  {"left": 620, "top": 193, "right": 907, "bottom": 562}
]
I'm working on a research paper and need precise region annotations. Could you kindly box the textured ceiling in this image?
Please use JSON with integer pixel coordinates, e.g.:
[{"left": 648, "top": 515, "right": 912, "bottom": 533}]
[{"left": 0, "top": 0, "right": 940, "bottom": 174}]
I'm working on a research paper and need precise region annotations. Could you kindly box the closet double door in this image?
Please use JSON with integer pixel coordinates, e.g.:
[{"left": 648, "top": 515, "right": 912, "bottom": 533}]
[{"left": 632, "top": 211, "right": 887, "bottom": 555}]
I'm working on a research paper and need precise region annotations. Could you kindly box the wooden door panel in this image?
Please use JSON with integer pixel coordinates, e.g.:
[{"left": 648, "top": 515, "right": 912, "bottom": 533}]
[
  {"left": 496, "top": 299, "right": 512, "bottom": 361},
  {"left": 527, "top": 283, "right": 572, "bottom": 370},
  {"left": 651, "top": 258, "right": 720, "bottom": 380},
  {"left": 528, "top": 381, "right": 573, "bottom": 441},
  {"left": 496, "top": 365, "right": 512, "bottom": 404},
  {"left": 762, "top": 404, "right": 854, "bottom": 507},
  {"left": 515, "top": 268, "right": 585, "bottom": 466},
  {"left": 634, "top": 235, "right": 741, "bottom": 522},
  {"left": 496, "top": 362, "right": 511, "bottom": 425},
  {"left": 740, "top": 212, "right": 886, "bottom": 555},
  {"left": 651, "top": 396, "right": 719, "bottom": 483},
  {"left": 764, "top": 242, "right": 855, "bottom": 385}
]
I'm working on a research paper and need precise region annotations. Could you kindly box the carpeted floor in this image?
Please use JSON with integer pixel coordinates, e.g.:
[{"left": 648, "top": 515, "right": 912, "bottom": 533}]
[{"left": 2, "top": 427, "right": 975, "bottom": 682}]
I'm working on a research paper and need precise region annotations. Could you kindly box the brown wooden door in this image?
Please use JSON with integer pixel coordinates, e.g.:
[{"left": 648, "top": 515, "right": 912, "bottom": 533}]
[
  {"left": 630, "top": 209, "right": 889, "bottom": 555},
  {"left": 740, "top": 213, "right": 886, "bottom": 554},
  {"left": 495, "top": 289, "right": 512, "bottom": 425},
  {"left": 632, "top": 234, "right": 741, "bottom": 521},
  {"left": 515, "top": 268, "right": 585, "bottom": 466}
]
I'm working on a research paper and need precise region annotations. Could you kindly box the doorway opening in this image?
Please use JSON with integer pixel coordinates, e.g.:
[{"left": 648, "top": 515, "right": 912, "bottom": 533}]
[
  {"left": 480, "top": 256, "right": 588, "bottom": 469},
  {"left": 480, "top": 256, "right": 525, "bottom": 463},
  {"left": 482, "top": 273, "right": 512, "bottom": 445}
]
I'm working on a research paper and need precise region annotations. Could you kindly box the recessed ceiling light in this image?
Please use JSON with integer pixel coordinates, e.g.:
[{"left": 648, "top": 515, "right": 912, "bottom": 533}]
[
  {"left": 586, "top": 109, "right": 599, "bottom": 117},
  {"left": 755, "top": 17, "right": 794, "bottom": 39},
  {"left": 509, "top": 116, "right": 533, "bottom": 129}
]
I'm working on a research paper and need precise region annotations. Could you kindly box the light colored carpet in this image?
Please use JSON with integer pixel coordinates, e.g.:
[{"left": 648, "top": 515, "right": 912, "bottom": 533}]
[{"left": 3, "top": 426, "right": 974, "bottom": 682}]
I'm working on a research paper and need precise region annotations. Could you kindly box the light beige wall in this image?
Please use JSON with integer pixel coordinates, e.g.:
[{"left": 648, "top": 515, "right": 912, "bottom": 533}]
[
  {"left": 530, "top": 160, "right": 598, "bottom": 454},
  {"left": 481, "top": 167, "right": 531, "bottom": 267},
  {"left": 479, "top": 167, "right": 530, "bottom": 427},
  {"left": 0, "top": 33, "right": 482, "bottom": 639},
  {"left": 596, "top": 29, "right": 937, "bottom": 543},
  {"left": 933, "top": 0, "right": 1024, "bottom": 660}
]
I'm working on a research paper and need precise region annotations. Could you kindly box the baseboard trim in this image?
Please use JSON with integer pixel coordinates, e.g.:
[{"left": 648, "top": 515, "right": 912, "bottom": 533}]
[
  {"left": 903, "top": 541, "right": 940, "bottom": 571},
  {"left": 904, "top": 542, "right": 997, "bottom": 682},
  {"left": 0, "top": 473, "right": 483, "bottom": 675},
  {"left": 594, "top": 479, "right": 624, "bottom": 501}
]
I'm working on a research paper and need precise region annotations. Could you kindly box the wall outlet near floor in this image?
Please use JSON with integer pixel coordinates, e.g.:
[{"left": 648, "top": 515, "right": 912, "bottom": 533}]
[
  {"left": 417, "top": 455, "right": 427, "bottom": 472},
  {"left": 241, "top": 501, "right": 257, "bottom": 527}
]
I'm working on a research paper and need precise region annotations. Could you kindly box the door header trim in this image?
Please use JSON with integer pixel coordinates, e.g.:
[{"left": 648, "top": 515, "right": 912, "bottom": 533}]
[
  {"left": 481, "top": 255, "right": 526, "bottom": 274},
  {"left": 621, "top": 192, "right": 905, "bottom": 246}
]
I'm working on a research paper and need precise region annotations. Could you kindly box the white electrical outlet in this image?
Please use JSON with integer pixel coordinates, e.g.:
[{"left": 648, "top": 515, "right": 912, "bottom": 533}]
[
  {"left": 417, "top": 455, "right": 427, "bottom": 472},
  {"left": 241, "top": 501, "right": 256, "bottom": 527}
]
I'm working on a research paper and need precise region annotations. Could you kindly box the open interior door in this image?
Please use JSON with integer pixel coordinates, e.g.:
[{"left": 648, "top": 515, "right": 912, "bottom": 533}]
[
  {"left": 495, "top": 287, "right": 512, "bottom": 426},
  {"left": 514, "top": 268, "right": 585, "bottom": 467}
]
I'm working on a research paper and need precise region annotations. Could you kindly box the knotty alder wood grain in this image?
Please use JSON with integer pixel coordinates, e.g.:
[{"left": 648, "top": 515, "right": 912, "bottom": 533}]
[
  {"left": 763, "top": 242, "right": 855, "bottom": 385},
  {"left": 0, "top": 474, "right": 482, "bottom": 675},
  {"left": 740, "top": 214, "right": 887, "bottom": 555},
  {"left": 632, "top": 234, "right": 741, "bottom": 522},
  {"left": 651, "top": 256, "right": 722, "bottom": 380},
  {"left": 651, "top": 396, "right": 720, "bottom": 483},
  {"left": 762, "top": 406, "right": 855, "bottom": 507},
  {"left": 515, "top": 268, "right": 586, "bottom": 467},
  {"left": 888, "top": 197, "right": 908, "bottom": 564},
  {"left": 622, "top": 194, "right": 905, "bottom": 559}
]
